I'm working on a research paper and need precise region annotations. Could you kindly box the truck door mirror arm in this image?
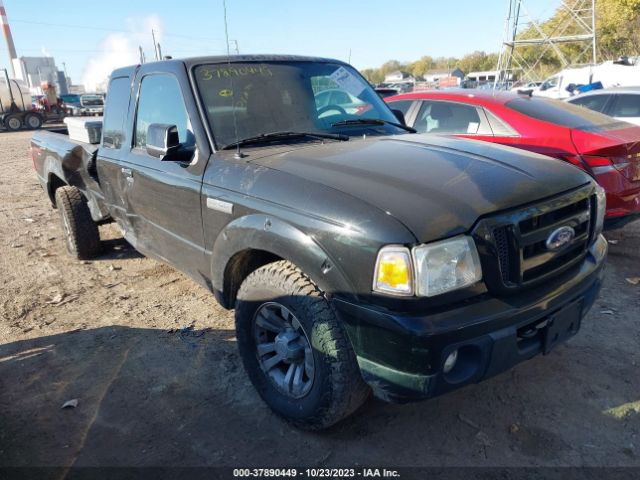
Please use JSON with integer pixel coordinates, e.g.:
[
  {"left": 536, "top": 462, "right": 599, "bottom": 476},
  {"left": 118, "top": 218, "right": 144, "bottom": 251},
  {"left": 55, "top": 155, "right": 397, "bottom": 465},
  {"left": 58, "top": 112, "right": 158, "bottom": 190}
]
[{"left": 146, "top": 123, "right": 182, "bottom": 160}]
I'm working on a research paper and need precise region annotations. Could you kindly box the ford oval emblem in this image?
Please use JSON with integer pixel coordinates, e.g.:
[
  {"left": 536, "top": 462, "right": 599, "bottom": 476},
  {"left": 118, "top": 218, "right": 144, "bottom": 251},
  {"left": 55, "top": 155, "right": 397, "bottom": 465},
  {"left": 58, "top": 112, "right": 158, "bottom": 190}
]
[{"left": 546, "top": 226, "right": 575, "bottom": 251}]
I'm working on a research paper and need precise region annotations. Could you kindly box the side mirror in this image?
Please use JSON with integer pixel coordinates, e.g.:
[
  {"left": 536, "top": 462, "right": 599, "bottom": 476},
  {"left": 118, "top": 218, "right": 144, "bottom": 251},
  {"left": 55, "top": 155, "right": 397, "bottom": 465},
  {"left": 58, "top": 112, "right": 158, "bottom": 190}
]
[
  {"left": 146, "top": 123, "right": 181, "bottom": 160},
  {"left": 392, "top": 109, "right": 407, "bottom": 126}
]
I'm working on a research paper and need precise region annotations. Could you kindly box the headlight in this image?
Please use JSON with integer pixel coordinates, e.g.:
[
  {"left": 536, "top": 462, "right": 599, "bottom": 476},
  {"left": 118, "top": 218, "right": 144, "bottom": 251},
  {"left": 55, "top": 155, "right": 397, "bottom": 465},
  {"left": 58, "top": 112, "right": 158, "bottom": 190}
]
[
  {"left": 594, "top": 184, "right": 606, "bottom": 236},
  {"left": 412, "top": 235, "right": 482, "bottom": 297},
  {"left": 373, "top": 246, "right": 413, "bottom": 296},
  {"left": 373, "top": 236, "right": 482, "bottom": 297}
]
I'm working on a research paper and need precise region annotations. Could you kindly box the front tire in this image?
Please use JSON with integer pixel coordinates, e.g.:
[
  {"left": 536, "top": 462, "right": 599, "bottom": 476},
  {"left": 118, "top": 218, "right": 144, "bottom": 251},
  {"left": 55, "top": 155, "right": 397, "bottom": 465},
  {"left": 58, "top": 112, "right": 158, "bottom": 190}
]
[
  {"left": 235, "top": 260, "right": 370, "bottom": 430},
  {"left": 54, "top": 186, "right": 101, "bottom": 259}
]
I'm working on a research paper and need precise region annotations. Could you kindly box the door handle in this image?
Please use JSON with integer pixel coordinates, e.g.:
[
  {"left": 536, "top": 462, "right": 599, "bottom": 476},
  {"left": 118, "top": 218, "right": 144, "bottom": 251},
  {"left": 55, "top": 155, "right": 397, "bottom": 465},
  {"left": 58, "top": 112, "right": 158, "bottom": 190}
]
[{"left": 121, "top": 167, "right": 132, "bottom": 176}]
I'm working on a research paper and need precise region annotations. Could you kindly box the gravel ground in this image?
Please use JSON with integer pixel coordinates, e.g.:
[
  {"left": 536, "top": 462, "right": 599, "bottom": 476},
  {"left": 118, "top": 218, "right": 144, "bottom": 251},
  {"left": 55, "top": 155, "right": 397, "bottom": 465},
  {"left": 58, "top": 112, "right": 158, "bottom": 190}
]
[{"left": 0, "top": 129, "right": 639, "bottom": 474}]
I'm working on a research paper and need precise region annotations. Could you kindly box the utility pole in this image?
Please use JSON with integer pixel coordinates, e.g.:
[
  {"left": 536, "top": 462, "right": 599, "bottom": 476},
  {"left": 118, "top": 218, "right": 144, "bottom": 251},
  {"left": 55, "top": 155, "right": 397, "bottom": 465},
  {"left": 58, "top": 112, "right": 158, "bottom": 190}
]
[{"left": 62, "top": 61, "right": 69, "bottom": 83}]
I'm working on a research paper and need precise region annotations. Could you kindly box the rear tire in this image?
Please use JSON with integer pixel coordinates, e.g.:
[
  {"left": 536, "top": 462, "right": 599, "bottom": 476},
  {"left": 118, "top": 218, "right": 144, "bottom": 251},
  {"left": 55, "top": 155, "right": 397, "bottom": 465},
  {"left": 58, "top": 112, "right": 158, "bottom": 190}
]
[
  {"left": 54, "top": 186, "right": 101, "bottom": 259},
  {"left": 4, "top": 114, "right": 22, "bottom": 131},
  {"left": 235, "top": 260, "right": 370, "bottom": 430},
  {"left": 24, "top": 112, "right": 43, "bottom": 129}
]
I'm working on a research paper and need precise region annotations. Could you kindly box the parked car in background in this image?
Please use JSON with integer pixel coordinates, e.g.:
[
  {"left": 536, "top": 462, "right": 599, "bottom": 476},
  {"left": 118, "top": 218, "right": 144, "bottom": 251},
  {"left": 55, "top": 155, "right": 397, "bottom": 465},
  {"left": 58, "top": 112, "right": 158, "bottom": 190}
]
[
  {"left": 79, "top": 94, "right": 104, "bottom": 116},
  {"left": 390, "top": 83, "right": 413, "bottom": 93},
  {"left": 314, "top": 88, "right": 366, "bottom": 115},
  {"left": 511, "top": 81, "right": 542, "bottom": 93},
  {"left": 61, "top": 94, "right": 82, "bottom": 116},
  {"left": 386, "top": 90, "right": 640, "bottom": 227},
  {"left": 535, "top": 60, "right": 640, "bottom": 99},
  {"left": 60, "top": 93, "right": 104, "bottom": 116},
  {"left": 566, "top": 87, "right": 640, "bottom": 126},
  {"left": 374, "top": 87, "right": 399, "bottom": 98}
]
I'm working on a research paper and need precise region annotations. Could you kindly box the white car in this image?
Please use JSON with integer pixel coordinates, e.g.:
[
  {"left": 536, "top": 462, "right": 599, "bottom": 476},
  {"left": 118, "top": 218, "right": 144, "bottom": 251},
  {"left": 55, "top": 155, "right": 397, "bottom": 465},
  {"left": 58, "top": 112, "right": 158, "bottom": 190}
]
[
  {"left": 314, "top": 88, "right": 365, "bottom": 115},
  {"left": 79, "top": 94, "right": 105, "bottom": 116},
  {"left": 511, "top": 81, "right": 542, "bottom": 92},
  {"left": 566, "top": 87, "right": 640, "bottom": 126}
]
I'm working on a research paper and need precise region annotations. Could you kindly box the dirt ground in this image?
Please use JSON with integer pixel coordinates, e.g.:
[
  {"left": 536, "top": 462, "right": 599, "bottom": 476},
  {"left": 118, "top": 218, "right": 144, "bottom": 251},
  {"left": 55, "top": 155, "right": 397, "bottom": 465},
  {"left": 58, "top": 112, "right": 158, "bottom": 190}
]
[{"left": 1, "top": 129, "right": 639, "bottom": 473}]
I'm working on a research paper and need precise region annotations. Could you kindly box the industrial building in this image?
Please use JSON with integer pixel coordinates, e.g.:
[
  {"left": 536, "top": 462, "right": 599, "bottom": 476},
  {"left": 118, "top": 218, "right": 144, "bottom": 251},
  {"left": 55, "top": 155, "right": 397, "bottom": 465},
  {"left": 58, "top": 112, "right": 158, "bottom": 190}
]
[
  {"left": 1, "top": 0, "right": 69, "bottom": 95},
  {"left": 12, "top": 56, "right": 68, "bottom": 95}
]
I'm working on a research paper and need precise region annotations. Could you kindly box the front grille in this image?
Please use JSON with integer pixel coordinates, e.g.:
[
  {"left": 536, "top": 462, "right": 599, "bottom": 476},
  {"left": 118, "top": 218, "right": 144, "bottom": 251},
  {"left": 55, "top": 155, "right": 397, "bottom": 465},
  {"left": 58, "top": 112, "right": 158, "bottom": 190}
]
[
  {"left": 473, "top": 185, "right": 595, "bottom": 293},
  {"left": 493, "top": 226, "right": 511, "bottom": 283}
]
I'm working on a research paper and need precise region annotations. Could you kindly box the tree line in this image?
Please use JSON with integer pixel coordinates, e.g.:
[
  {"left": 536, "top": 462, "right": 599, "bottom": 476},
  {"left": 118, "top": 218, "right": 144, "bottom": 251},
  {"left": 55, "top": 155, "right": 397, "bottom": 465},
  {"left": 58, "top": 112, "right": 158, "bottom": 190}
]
[
  {"left": 360, "top": 0, "right": 640, "bottom": 84},
  {"left": 360, "top": 52, "right": 499, "bottom": 84}
]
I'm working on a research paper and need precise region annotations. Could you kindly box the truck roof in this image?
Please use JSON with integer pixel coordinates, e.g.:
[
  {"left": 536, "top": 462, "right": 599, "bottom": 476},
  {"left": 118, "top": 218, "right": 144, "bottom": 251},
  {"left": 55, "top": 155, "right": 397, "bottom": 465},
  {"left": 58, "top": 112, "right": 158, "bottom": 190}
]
[{"left": 111, "top": 54, "right": 348, "bottom": 78}]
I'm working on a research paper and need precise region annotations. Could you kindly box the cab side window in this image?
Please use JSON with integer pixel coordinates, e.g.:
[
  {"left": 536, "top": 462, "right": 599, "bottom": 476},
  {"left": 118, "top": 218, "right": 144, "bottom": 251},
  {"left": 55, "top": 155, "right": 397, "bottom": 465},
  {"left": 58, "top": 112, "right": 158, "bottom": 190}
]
[{"left": 134, "top": 74, "right": 194, "bottom": 149}]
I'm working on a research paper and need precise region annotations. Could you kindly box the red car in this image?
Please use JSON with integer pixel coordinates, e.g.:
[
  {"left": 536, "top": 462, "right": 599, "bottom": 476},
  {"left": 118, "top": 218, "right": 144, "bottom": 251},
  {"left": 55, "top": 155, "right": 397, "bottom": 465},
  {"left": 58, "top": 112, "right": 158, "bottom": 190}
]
[{"left": 386, "top": 90, "right": 640, "bottom": 228}]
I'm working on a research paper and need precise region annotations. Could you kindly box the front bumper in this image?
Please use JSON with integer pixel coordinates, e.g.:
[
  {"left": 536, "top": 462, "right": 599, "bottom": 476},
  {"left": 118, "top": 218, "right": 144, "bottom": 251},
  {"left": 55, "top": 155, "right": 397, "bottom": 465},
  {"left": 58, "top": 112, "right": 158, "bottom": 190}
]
[{"left": 333, "top": 235, "right": 607, "bottom": 403}]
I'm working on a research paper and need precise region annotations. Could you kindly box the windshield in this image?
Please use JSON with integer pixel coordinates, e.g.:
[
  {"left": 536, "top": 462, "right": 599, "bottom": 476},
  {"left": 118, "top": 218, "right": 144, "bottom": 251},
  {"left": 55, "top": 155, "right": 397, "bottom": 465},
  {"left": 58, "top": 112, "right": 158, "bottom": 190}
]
[{"left": 193, "top": 61, "right": 404, "bottom": 149}]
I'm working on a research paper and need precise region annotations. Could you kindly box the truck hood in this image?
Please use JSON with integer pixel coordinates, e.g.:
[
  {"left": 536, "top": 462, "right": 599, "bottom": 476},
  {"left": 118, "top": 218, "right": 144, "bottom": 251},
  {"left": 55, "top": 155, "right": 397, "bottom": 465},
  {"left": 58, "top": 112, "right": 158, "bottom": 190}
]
[{"left": 248, "top": 134, "right": 592, "bottom": 241}]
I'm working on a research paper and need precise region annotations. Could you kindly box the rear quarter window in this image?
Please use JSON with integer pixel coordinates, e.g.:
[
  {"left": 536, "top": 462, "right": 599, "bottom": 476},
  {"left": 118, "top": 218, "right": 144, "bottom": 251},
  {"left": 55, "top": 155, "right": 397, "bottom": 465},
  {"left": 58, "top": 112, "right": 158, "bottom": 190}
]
[
  {"left": 102, "top": 77, "right": 131, "bottom": 149},
  {"left": 506, "top": 97, "right": 626, "bottom": 132}
]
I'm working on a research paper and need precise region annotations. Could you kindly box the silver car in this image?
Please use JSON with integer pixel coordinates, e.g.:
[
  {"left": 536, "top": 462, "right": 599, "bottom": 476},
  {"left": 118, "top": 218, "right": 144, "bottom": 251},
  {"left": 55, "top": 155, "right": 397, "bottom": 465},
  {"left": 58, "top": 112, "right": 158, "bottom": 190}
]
[{"left": 566, "top": 87, "right": 640, "bottom": 126}]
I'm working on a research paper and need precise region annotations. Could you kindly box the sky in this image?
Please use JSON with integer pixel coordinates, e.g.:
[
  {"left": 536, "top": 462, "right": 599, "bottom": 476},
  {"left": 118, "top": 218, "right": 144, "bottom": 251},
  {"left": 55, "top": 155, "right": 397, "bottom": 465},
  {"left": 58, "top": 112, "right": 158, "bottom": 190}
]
[{"left": 0, "top": 0, "right": 556, "bottom": 90}]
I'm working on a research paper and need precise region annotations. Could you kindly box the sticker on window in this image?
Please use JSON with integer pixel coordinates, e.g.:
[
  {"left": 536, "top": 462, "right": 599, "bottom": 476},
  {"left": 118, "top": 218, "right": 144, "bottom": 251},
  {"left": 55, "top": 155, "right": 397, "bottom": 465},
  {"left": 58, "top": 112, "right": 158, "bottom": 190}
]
[
  {"left": 467, "top": 122, "right": 479, "bottom": 134},
  {"left": 329, "top": 67, "right": 365, "bottom": 96}
]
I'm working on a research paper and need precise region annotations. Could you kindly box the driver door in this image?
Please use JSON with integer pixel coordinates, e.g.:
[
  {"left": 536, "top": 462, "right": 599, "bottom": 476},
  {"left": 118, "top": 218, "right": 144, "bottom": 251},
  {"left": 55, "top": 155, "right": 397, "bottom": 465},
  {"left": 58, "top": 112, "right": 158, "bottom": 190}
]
[{"left": 120, "top": 66, "right": 209, "bottom": 280}]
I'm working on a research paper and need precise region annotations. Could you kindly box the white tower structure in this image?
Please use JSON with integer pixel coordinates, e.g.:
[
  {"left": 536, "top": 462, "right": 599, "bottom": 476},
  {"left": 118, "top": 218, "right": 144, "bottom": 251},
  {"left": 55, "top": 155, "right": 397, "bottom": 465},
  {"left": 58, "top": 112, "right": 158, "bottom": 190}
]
[{"left": 495, "top": 0, "right": 597, "bottom": 86}]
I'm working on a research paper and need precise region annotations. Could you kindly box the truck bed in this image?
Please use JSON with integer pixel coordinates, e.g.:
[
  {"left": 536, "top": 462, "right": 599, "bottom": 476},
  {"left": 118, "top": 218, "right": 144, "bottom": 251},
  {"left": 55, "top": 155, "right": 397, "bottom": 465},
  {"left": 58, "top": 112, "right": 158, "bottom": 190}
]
[{"left": 31, "top": 128, "right": 111, "bottom": 222}]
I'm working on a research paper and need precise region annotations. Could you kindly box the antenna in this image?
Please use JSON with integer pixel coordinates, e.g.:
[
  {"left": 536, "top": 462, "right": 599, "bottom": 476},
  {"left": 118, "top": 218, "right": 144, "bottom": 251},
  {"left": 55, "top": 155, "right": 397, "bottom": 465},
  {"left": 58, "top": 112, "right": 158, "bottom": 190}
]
[
  {"left": 495, "top": 0, "right": 597, "bottom": 87},
  {"left": 157, "top": 42, "right": 163, "bottom": 60},
  {"left": 139, "top": 46, "right": 145, "bottom": 64},
  {"left": 151, "top": 28, "right": 159, "bottom": 61},
  {"left": 222, "top": 0, "right": 244, "bottom": 159}
]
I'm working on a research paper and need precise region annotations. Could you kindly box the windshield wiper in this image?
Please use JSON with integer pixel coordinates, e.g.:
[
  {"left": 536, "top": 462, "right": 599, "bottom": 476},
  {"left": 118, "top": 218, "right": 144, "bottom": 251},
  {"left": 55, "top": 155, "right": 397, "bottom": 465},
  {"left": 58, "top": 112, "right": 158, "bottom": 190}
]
[
  {"left": 331, "top": 118, "right": 416, "bottom": 133},
  {"left": 222, "top": 131, "right": 349, "bottom": 150}
]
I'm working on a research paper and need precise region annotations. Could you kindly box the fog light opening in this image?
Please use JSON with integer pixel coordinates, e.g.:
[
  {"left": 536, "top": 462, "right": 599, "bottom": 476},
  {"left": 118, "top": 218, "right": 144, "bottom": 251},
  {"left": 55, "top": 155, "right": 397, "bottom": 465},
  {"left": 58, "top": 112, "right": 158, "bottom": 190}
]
[
  {"left": 442, "top": 345, "right": 482, "bottom": 384},
  {"left": 443, "top": 349, "right": 458, "bottom": 374}
]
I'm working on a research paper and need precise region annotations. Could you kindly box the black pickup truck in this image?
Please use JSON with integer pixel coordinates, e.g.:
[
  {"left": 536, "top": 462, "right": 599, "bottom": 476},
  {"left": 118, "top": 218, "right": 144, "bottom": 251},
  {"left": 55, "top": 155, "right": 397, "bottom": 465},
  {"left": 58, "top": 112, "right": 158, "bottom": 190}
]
[{"left": 31, "top": 55, "right": 608, "bottom": 430}]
